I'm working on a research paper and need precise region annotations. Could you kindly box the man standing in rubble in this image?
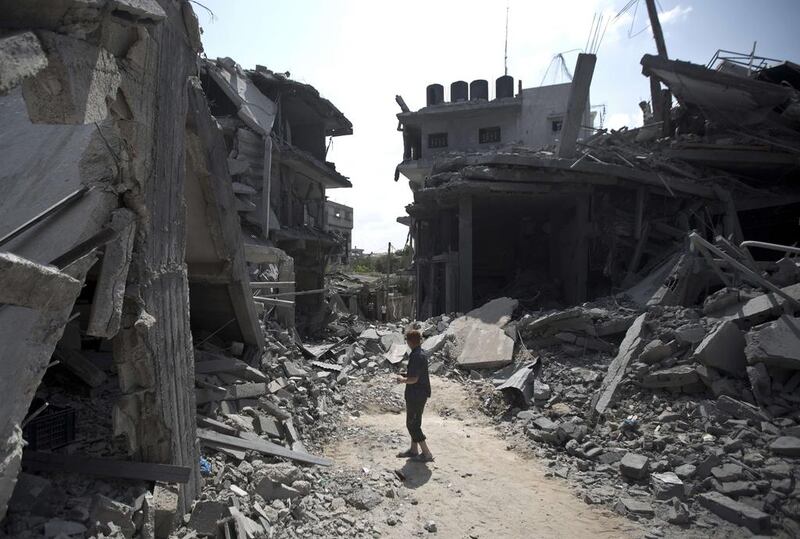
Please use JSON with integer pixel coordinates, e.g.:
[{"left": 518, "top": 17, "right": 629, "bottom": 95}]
[{"left": 395, "top": 329, "right": 434, "bottom": 462}]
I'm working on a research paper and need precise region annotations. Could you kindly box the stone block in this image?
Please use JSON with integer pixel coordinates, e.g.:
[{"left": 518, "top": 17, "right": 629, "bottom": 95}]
[
  {"left": 620, "top": 452, "right": 650, "bottom": 480},
  {"left": 44, "top": 519, "right": 87, "bottom": 538},
  {"left": 693, "top": 321, "right": 746, "bottom": 376},
  {"left": 697, "top": 491, "right": 770, "bottom": 534}
]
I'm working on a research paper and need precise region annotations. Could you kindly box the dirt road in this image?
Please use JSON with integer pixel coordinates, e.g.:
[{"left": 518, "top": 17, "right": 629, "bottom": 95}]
[{"left": 327, "top": 375, "right": 640, "bottom": 538}]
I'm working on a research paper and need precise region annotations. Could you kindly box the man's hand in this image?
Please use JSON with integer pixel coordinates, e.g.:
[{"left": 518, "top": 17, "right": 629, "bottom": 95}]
[{"left": 395, "top": 375, "right": 406, "bottom": 384}]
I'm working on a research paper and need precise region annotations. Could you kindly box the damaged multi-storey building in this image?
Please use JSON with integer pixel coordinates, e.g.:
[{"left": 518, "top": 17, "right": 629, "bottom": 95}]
[
  {"left": 396, "top": 50, "right": 800, "bottom": 319},
  {"left": 0, "top": 0, "right": 350, "bottom": 530},
  {"left": 199, "top": 58, "right": 353, "bottom": 333}
]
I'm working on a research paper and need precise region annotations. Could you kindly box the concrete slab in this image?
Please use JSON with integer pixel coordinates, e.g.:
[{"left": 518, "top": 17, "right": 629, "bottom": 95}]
[
  {"left": 206, "top": 60, "right": 276, "bottom": 136},
  {"left": 745, "top": 315, "right": 800, "bottom": 370},
  {"left": 456, "top": 323, "right": 515, "bottom": 369},
  {"left": 693, "top": 321, "right": 746, "bottom": 376},
  {"left": 713, "top": 282, "right": 800, "bottom": 329},
  {"left": 593, "top": 313, "right": 648, "bottom": 417},
  {"left": 383, "top": 342, "right": 409, "bottom": 365},
  {"left": 697, "top": 491, "right": 770, "bottom": 534}
]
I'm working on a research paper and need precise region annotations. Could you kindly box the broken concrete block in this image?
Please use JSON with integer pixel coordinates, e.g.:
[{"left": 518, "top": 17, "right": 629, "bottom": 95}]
[
  {"left": 0, "top": 252, "right": 82, "bottom": 311},
  {"left": 255, "top": 478, "right": 301, "bottom": 501},
  {"left": 715, "top": 480, "right": 757, "bottom": 497},
  {"left": 110, "top": 0, "right": 166, "bottom": 21},
  {"left": 188, "top": 500, "right": 228, "bottom": 537},
  {"left": 674, "top": 463, "right": 696, "bottom": 479},
  {"left": 674, "top": 324, "right": 706, "bottom": 345},
  {"left": 651, "top": 472, "right": 684, "bottom": 500},
  {"left": 87, "top": 208, "right": 136, "bottom": 338},
  {"left": 345, "top": 487, "right": 383, "bottom": 510},
  {"left": 380, "top": 332, "right": 404, "bottom": 351},
  {"left": 456, "top": 323, "right": 515, "bottom": 369},
  {"left": 421, "top": 332, "right": 447, "bottom": 354},
  {"left": 716, "top": 395, "right": 764, "bottom": 422},
  {"left": 90, "top": 494, "right": 135, "bottom": 539},
  {"left": 615, "top": 496, "right": 654, "bottom": 517},
  {"left": 0, "top": 32, "right": 48, "bottom": 93},
  {"left": 656, "top": 497, "right": 690, "bottom": 525},
  {"left": 620, "top": 452, "right": 650, "bottom": 480},
  {"left": 697, "top": 491, "right": 770, "bottom": 534},
  {"left": 151, "top": 484, "right": 178, "bottom": 539},
  {"left": 22, "top": 32, "right": 121, "bottom": 124},
  {"left": 641, "top": 365, "right": 699, "bottom": 388},
  {"left": 769, "top": 436, "right": 800, "bottom": 457},
  {"left": 383, "top": 342, "right": 409, "bottom": 365},
  {"left": 693, "top": 321, "right": 746, "bottom": 376},
  {"left": 745, "top": 315, "right": 800, "bottom": 370},
  {"left": 711, "top": 463, "right": 743, "bottom": 482},
  {"left": 639, "top": 339, "right": 672, "bottom": 364}
]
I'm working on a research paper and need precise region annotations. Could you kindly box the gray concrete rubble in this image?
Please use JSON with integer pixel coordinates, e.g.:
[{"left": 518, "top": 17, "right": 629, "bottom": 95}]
[{"left": 2, "top": 2, "right": 800, "bottom": 539}]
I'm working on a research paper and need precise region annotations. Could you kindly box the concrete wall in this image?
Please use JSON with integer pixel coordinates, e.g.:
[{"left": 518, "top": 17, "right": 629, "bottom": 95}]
[
  {"left": 518, "top": 83, "right": 574, "bottom": 149},
  {"left": 420, "top": 106, "right": 522, "bottom": 159}
]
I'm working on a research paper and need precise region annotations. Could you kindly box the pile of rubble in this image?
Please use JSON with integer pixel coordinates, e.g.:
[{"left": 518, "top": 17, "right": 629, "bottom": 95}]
[{"left": 407, "top": 244, "right": 800, "bottom": 536}]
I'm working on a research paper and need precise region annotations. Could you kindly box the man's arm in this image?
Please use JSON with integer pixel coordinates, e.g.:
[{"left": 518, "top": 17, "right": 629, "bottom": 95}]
[{"left": 396, "top": 353, "right": 420, "bottom": 384}]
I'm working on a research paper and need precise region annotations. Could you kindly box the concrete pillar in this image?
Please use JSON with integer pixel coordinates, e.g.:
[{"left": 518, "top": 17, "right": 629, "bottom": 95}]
[
  {"left": 557, "top": 53, "right": 597, "bottom": 159},
  {"left": 458, "top": 195, "right": 473, "bottom": 312},
  {"left": 565, "top": 196, "right": 590, "bottom": 304}
]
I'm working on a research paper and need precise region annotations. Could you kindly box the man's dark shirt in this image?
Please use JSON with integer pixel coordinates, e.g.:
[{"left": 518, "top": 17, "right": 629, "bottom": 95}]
[{"left": 405, "top": 346, "right": 431, "bottom": 401}]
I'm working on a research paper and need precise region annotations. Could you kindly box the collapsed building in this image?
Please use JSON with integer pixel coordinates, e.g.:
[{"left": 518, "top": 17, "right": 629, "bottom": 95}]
[
  {"left": 396, "top": 51, "right": 800, "bottom": 319},
  {"left": 199, "top": 58, "right": 353, "bottom": 332},
  {"left": 0, "top": 0, "right": 352, "bottom": 531}
]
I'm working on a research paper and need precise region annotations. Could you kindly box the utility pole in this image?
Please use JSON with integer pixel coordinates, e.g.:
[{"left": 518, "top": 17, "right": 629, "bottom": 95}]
[
  {"left": 385, "top": 242, "right": 391, "bottom": 322},
  {"left": 644, "top": 0, "right": 672, "bottom": 137}
]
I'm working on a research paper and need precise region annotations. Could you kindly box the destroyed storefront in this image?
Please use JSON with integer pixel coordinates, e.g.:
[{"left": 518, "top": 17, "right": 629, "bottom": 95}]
[
  {"left": 200, "top": 59, "right": 353, "bottom": 333},
  {"left": 397, "top": 52, "right": 800, "bottom": 319}
]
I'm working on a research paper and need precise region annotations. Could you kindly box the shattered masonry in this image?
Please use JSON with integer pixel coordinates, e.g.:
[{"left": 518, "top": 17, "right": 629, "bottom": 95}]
[{"left": 0, "top": 0, "right": 354, "bottom": 532}]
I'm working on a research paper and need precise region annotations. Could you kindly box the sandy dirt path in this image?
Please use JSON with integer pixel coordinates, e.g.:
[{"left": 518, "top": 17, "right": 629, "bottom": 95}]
[{"left": 327, "top": 375, "right": 641, "bottom": 539}]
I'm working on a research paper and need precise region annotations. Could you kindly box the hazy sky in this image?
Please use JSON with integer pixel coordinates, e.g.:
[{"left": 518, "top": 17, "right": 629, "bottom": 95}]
[{"left": 196, "top": 0, "right": 800, "bottom": 253}]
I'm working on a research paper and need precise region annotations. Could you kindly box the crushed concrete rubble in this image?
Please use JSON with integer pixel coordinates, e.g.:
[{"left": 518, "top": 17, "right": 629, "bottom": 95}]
[{"left": 3, "top": 1, "right": 800, "bottom": 538}]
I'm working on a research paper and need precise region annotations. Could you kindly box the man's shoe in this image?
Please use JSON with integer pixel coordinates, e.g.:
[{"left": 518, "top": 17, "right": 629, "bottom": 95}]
[
  {"left": 396, "top": 449, "right": 419, "bottom": 458},
  {"left": 412, "top": 453, "right": 435, "bottom": 463}
]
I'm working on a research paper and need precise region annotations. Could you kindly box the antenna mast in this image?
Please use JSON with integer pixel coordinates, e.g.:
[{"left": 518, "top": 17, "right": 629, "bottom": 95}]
[{"left": 504, "top": 2, "right": 509, "bottom": 75}]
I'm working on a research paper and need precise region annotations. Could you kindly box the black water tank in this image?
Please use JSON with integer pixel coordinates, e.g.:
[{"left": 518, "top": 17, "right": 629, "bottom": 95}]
[
  {"left": 426, "top": 84, "right": 444, "bottom": 106},
  {"left": 470, "top": 79, "right": 488, "bottom": 100},
  {"left": 496, "top": 75, "right": 514, "bottom": 99},
  {"left": 450, "top": 81, "right": 468, "bottom": 102}
]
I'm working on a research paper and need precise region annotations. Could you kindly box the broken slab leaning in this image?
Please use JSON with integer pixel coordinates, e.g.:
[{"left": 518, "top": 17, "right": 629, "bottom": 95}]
[{"left": 592, "top": 313, "right": 648, "bottom": 417}]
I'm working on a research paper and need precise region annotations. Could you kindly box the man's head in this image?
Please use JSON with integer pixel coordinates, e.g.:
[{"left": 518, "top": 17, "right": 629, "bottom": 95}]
[{"left": 405, "top": 328, "right": 422, "bottom": 348}]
